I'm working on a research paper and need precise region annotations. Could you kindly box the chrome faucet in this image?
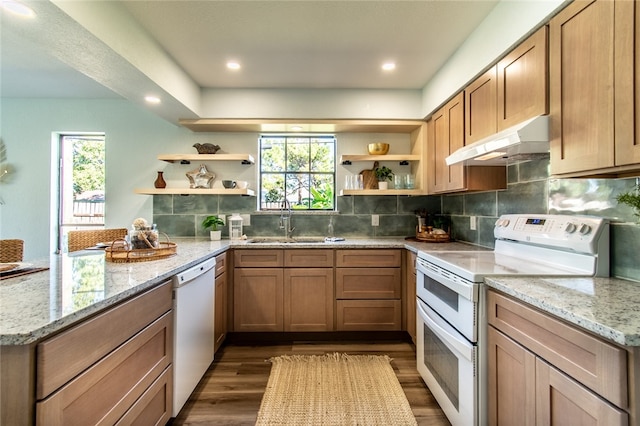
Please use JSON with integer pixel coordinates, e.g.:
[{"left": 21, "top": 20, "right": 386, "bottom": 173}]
[{"left": 279, "top": 199, "right": 295, "bottom": 239}]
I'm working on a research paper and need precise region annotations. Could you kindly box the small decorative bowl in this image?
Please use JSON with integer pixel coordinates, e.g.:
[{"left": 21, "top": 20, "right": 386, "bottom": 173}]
[{"left": 368, "top": 143, "right": 389, "bottom": 155}]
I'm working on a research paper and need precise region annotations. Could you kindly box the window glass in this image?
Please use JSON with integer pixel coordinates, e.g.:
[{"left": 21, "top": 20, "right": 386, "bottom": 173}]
[{"left": 260, "top": 135, "right": 335, "bottom": 210}]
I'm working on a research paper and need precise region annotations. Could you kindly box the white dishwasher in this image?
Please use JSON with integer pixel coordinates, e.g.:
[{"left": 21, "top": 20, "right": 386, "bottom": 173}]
[{"left": 172, "top": 257, "right": 216, "bottom": 417}]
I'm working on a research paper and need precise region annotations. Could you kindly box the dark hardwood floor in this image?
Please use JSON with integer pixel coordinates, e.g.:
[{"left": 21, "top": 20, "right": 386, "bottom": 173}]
[{"left": 172, "top": 340, "right": 450, "bottom": 425}]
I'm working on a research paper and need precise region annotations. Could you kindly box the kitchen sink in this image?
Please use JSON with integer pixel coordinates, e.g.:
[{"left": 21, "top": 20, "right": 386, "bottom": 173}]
[{"left": 247, "top": 237, "right": 327, "bottom": 244}]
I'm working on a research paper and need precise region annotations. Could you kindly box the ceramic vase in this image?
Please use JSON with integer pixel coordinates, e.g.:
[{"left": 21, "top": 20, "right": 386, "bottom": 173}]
[
  {"left": 209, "top": 230, "right": 222, "bottom": 241},
  {"left": 378, "top": 181, "right": 389, "bottom": 190},
  {"left": 154, "top": 171, "right": 167, "bottom": 189}
]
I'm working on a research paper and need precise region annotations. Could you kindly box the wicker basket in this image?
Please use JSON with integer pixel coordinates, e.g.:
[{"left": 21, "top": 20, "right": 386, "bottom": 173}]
[{"left": 105, "top": 234, "right": 177, "bottom": 263}]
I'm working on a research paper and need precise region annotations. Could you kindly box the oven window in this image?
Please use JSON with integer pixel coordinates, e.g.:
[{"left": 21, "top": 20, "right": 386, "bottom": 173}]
[
  {"left": 423, "top": 323, "right": 459, "bottom": 409},
  {"left": 424, "top": 275, "right": 459, "bottom": 311}
]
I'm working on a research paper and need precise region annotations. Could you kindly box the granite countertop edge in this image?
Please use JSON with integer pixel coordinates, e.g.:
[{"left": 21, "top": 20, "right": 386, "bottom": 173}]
[{"left": 1, "top": 238, "right": 478, "bottom": 346}]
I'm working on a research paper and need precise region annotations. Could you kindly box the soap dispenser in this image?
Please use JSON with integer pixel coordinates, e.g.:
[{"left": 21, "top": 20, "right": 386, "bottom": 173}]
[{"left": 229, "top": 213, "right": 243, "bottom": 240}]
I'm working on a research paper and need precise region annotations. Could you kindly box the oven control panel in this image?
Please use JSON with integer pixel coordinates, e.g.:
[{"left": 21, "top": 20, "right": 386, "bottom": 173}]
[{"left": 494, "top": 214, "right": 608, "bottom": 254}]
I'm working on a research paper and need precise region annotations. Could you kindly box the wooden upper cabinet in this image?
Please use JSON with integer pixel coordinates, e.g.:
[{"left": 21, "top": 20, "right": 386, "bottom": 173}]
[
  {"left": 615, "top": 0, "right": 640, "bottom": 167},
  {"left": 427, "top": 92, "right": 465, "bottom": 193},
  {"left": 465, "top": 66, "right": 497, "bottom": 144},
  {"left": 497, "top": 26, "right": 548, "bottom": 130},
  {"left": 550, "top": 0, "right": 640, "bottom": 176}
]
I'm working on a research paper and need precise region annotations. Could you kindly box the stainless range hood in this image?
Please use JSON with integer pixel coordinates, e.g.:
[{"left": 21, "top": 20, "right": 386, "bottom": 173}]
[{"left": 445, "top": 115, "right": 550, "bottom": 166}]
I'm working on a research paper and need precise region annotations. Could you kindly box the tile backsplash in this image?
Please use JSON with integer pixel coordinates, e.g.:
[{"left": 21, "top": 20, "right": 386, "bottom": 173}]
[{"left": 153, "top": 157, "right": 639, "bottom": 282}]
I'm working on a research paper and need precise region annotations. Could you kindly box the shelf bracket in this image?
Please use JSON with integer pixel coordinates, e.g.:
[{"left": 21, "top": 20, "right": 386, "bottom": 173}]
[
  {"left": 399, "top": 161, "right": 409, "bottom": 166},
  {"left": 241, "top": 160, "right": 253, "bottom": 165},
  {"left": 341, "top": 160, "right": 352, "bottom": 165},
  {"left": 180, "top": 160, "right": 191, "bottom": 165}
]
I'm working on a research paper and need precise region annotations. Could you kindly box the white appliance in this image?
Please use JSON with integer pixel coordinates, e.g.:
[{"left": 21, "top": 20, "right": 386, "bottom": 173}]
[
  {"left": 445, "top": 115, "right": 549, "bottom": 165},
  {"left": 172, "top": 257, "right": 216, "bottom": 417},
  {"left": 416, "top": 214, "right": 609, "bottom": 426}
]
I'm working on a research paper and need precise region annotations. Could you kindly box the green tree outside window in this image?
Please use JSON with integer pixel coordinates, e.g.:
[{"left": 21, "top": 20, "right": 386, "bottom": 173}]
[{"left": 260, "top": 135, "right": 335, "bottom": 210}]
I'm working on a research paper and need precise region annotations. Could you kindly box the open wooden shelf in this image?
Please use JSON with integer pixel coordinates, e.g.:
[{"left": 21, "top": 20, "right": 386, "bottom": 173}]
[
  {"left": 157, "top": 154, "right": 254, "bottom": 164},
  {"left": 178, "top": 118, "right": 425, "bottom": 133},
  {"left": 134, "top": 188, "right": 255, "bottom": 196},
  {"left": 339, "top": 154, "right": 420, "bottom": 165},
  {"left": 340, "top": 189, "right": 425, "bottom": 196}
]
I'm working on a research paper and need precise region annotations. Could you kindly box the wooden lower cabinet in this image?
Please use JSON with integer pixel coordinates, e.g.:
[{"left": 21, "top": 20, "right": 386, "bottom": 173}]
[
  {"left": 487, "top": 326, "right": 537, "bottom": 426},
  {"left": 214, "top": 253, "right": 227, "bottom": 352},
  {"left": 234, "top": 249, "right": 334, "bottom": 332},
  {"left": 536, "top": 358, "right": 627, "bottom": 426},
  {"left": 284, "top": 268, "right": 334, "bottom": 331},
  {"left": 335, "top": 249, "right": 402, "bottom": 331},
  {"left": 234, "top": 268, "right": 284, "bottom": 332},
  {"left": 336, "top": 300, "right": 401, "bottom": 331},
  {"left": 405, "top": 251, "right": 417, "bottom": 343},
  {"left": 487, "top": 289, "right": 630, "bottom": 425},
  {"left": 34, "top": 282, "right": 173, "bottom": 426}
]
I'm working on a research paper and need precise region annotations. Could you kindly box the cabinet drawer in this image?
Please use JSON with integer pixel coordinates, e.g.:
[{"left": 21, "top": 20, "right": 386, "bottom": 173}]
[
  {"left": 215, "top": 252, "right": 227, "bottom": 277},
  {"left": 234, "top": 249, "right": 284, "bottom": 267},
  {"left": 36, "top": 311, "right": 173, "bottom": 425},
  {"left": 116, "top": 365, "right": 173, "bottom": 426},
  {"left": 336, "top": 300, "right": 401, "bottom": 331},
  {"left": 487, "top": 290, "right": 627, "bottom": 407},
  {"left": 335, "top": 249, "right": 401, "bottom": 267},
  {"left": 36, "top": 281, "right": 172, "bottom": 399},
  {"left": 336, "top": 268, "right": 401, "bottom": 299},
  {"left": 284, "top": 249, "right": 333, "bottom": 267}
]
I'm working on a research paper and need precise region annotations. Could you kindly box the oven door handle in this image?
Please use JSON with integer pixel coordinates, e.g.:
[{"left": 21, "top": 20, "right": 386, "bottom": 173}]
[{"left": 417, "top": 299, "right": 474, "bottom": 362}]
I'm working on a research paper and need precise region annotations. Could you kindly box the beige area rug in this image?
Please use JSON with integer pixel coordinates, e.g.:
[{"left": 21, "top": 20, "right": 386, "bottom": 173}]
[{"left": 256, "top": 353, "right": 418, "bottom": 425}]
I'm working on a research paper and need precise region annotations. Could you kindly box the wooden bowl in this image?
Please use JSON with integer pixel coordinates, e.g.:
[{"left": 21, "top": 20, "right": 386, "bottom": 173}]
[{"left": 368, "top": 143, "right": 389, "bottom": 155}]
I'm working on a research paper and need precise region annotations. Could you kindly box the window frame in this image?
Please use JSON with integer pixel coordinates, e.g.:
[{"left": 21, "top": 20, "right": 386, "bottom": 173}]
[{"left": 258, "top": 134, "right": 336, "bottom": 211}]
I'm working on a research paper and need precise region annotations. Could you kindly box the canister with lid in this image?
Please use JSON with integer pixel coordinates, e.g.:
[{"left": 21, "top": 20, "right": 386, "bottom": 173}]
[{"left": 228, "top": 213, "right": 243, "bottom": 240}]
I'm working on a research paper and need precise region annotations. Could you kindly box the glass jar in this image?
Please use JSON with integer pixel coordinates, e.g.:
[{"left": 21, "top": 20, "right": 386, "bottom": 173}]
[{"left": 130, "top": 224, "right": 159, "bottom": 249}]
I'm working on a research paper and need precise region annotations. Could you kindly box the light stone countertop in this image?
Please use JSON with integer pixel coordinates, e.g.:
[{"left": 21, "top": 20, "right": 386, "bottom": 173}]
[
  {"left": 0, "top": 237, "right": 478, "bottom": 346},
  {"left": 485, "top": 276, "right": 640, "bottom": 347}
]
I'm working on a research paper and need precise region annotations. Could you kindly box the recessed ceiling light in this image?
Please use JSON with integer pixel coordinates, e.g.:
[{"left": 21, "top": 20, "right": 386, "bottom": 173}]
[
  {"left": 144, "top": 95, "right": 161, "bottom": 104},
  {"left": 1, "top": 0, "right": 36, "bottom": 18},
  {"left": 382, "top": 62, "right": 396, "bottom": 71},
  {"left": 226, "top": 61, "right": 241, "bottom": 70}
]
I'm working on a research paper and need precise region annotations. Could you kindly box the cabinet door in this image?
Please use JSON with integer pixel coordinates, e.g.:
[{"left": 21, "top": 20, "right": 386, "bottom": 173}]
[
  {"left": 536, "top": 358, "right": 628, "bottom": 426},
  {"left": 405, "top": 251, "right": 416, "bottom": 343},
  {"left": 487, "top": 327, "right": 536, "bottom": 426},
  {"left": 427, "top": 92, "right": 465, "bottom": 193},
  {"left": 550, "top": 0, "right": 615, "bottom": 175},
  {"left": 465, "top": 66, "right": 497, "bottom": 144},
  {"left": 233, "top": 268, "right": 284, "bottom": 331},
  {"left": 214, "top": 270, "right": 227, "bottom": 352},
  {"left": 284, "top": 268, "right": 334, "bottom": 331},
  {"left": 615, "top": 0, "right": 640, "bottom": 166},
  {"left": 497, "top": 26, "right": 548, "bottom": 130}
]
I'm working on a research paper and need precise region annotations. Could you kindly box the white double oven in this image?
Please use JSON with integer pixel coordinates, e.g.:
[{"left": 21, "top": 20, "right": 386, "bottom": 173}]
[{"left": 415, "top": 214, "right": 610, "bottom": 426}]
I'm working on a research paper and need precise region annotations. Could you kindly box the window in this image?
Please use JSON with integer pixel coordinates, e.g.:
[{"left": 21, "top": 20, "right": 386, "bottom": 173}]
[
  {"left": 259, "top": 135, "right": 335, "bottom": 210},
  {"left": 56, "top": 134, "right": 105, "bottom": 251}
]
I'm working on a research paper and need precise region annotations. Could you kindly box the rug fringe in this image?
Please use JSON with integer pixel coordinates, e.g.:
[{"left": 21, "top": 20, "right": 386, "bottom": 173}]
[{"left": 267, "top": 353, "right": 393, "bottom": 364}]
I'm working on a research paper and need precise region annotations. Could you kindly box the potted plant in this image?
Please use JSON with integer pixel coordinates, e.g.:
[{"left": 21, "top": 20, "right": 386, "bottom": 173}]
[
  {"left": 374, "top": 166, "right": 394, "bottom": 190},
  {"left": 616, "top": 184, "right": 640, "bottom": 221},
  {"left": 265, "top": 188, "right": 282, "bottom": 209},
  {"left": 202, "top": 215, "right": 225, "bottom": 240}
]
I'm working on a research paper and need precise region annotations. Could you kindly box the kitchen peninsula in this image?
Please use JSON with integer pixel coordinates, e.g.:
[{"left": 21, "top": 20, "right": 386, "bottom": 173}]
[{"left": 3, "top": 239, "right": 640, "bottom": 425}]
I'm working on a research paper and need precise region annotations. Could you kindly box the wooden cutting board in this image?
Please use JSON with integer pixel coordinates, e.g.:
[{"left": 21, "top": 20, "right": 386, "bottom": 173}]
[{"left": 360, "top": 161, "right": 379, "bottom": 190}]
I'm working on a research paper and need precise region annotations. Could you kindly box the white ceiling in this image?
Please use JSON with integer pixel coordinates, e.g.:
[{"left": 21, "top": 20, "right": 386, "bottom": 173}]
[{"left": 0, "top": 0, "right": 500, "bottom": 115}]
